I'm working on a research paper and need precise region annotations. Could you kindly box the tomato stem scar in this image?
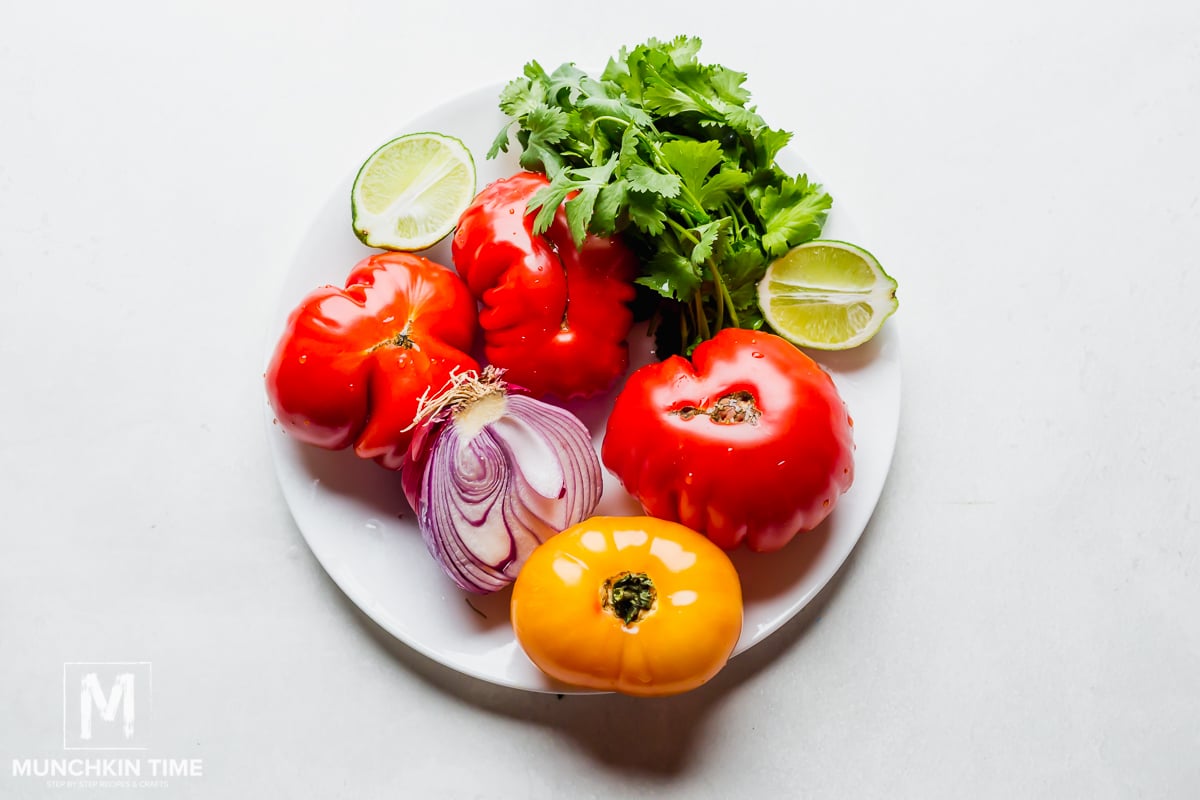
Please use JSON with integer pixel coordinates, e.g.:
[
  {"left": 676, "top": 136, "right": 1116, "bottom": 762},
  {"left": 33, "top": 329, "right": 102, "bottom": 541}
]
[
  {"left": 671, "top": 390, "right": 761, "bottom": 425},
  {"left": 371, "top": 320, "right": 418, "bottom": 352},
  {"left": 602, "top": 571, "right": 657, "bottom": 626}
]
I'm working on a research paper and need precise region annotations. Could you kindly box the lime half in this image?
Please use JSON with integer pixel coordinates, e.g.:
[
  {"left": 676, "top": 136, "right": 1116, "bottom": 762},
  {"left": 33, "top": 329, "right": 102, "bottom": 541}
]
[
  {"left": 351, "top": 132, "right": 476, "bottom": 251},
  {"left": 758, "top": 240, "right": 898, "bottom": 350}
]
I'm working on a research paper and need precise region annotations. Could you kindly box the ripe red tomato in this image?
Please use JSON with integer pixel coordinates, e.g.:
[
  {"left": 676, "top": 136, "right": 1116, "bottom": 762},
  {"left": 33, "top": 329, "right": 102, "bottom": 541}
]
[
  {"left": 601, "top": 329, "right": 854, "bottom": 551},
  {"left": 265, "top": 252, "right": 478, "bottom": 470},
  {"left": 450, "top": 172, "right": 637, "bottom": 400}
]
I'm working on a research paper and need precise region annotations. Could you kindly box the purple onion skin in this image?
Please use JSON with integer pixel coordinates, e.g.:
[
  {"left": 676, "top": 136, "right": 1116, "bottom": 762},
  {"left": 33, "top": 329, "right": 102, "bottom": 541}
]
[{"left": 402, "top": 391, "right": 602, "bottom": 594}]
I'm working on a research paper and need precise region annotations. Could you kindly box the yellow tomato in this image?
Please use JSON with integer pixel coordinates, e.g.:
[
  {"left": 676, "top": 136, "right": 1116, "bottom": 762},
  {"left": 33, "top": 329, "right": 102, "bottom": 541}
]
[{"left": 510, "top": 516, "right": 743, "bottom": 696}]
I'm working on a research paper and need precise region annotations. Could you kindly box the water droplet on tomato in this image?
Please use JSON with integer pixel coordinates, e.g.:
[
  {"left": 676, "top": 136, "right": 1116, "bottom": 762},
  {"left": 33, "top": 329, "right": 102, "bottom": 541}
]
[
  {"left": 751, "top": 351, "right": 763, "bottom": 358},
  {"left": 298, "top": 354, "right": 307, "bottom": 364}
]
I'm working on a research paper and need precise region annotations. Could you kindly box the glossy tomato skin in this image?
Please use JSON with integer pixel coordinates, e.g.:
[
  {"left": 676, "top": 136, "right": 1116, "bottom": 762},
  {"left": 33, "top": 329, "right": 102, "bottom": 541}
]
[
  {"left": 511, "top": 516, "right": 743, "bottom": 696},
  {"left": 266, "top": 252, "right": 478, "bottom": 470},
  {"left": 450, "top": 172, "right": 637, "bottom": 400},
  {"left": 602, "top": 329, "right": 854, "bottom": 551}
]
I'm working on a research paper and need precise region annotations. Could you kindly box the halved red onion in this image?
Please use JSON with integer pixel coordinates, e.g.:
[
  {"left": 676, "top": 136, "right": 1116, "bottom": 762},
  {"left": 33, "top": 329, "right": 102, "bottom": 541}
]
[{"left": 402, "top": 369, "right": 602, "bottom": 594}]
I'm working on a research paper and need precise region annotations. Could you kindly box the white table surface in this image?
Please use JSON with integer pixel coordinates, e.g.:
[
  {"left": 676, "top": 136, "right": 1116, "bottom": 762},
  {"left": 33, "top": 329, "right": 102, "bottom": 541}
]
[{"left": 2, "top": 1, "right": 1198, "bottom": 797}]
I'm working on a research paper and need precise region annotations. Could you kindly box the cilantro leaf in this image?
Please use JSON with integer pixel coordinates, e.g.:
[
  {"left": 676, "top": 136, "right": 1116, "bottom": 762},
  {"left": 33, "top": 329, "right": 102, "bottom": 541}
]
[
  {"left": 687, "top": 219, "right": 728, "bottom": 265},
  {"left": 695, "top": 167, "right": 748, "bottom": 209},
  {"left": 498, "top": 76, "right": 544, "bottom": 118},
  {"left": 517, "top": 104, "right": 572, "bottom": 174},
  {"left": 486, "top": 123, "right": 513, "bottom": 159},
  {"left": 593, "top": 179, "right": 628, "bottom": 235},
  {"left": 547, "top": 62, "right": 587, "bottom": 104},
  {"left": 661, "top": 139, "right": 724, "bottom": 198},
  {"left": 660, "top": 35, "right": 703, "bottom": 68},
  {"left": 709, "top": 66, "right": 751, "bottom": 105},
  {"left": 565, "top": 186, "right": 599, "bottom": 248},
  {"left": 637, "top": 246, "right": 702, "bottom": 301},
  {"left": 627, "top": 190, "right": 669, "bottom": 236},
  {"left": 726, "top": 107, "right": 768, "bottom": 137},
  {"left": 641, "top": 65, "right": 711, "bottom": 117},
  {"left": 750, "top": 127, "right": 792, "bottom": 168},
  {"left": 526, "top": 180, "right": 571, "bottom": 236},
  {"left": 577, "top": 84, "right": 653, "bottom": 128},
  {"left": 616, "top": 126, "right": 641, "bottom": 172},
  {"left": 526, "top": 160, "right": 617, "bottom": 244},
  {"left": 626, "top": 164, "right": 681, "bottom": 199},
  {"left": 524, "top": 104, "right": 569, "bottom": 146},
  {"left": 757, "top": 175, "right": 833, "bottom": 256},
  {"left": 563, "top": 160, "right": 618, "bottom": 245}
]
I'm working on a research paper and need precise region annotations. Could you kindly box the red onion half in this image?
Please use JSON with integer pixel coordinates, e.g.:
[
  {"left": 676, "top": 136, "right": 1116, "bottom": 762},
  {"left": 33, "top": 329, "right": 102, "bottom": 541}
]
[{"left": 401, "top": 368, "right": 602, "bottom": 593}]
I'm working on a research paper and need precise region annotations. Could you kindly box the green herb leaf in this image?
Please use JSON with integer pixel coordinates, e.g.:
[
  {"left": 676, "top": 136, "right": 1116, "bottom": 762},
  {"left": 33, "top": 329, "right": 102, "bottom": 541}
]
[
  {"left": 696, "top": 167, "right": 748, "bottom": 210},
  {"left": 526, "top": 182, "right": 569, "bottom": 235},
  {"left": 661, "top": 139, "right": 724, "bottom": 199},
  {"left": 627, "top": 190, "right": 669, "bottom": 236},
  {"left": 757, "top": 175, "right": 833, "bottom": 256},
  {"left": 486, "top": 123, "right": 513, "bottom": 159},
  {"left": 688, "top": 219, "right": 728, "bottom": 265},
  {"left": 593, "top": 179, "right": 628, "bottom": 235},
  {"left": 626, "top": 164, "right": 682, "bottom": 199},
  {"left": 637, "top": 246, "right": 702, "bottom": 301}
]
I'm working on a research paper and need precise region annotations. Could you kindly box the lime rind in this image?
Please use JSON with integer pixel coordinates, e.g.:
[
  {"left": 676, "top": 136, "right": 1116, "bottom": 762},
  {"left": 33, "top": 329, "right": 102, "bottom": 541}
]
[
  {"left": 351, "top": 132, "right": 476, "bottom": 251},
  {"left": 758, "top": 240, "right": 898, "bottom": 350}
]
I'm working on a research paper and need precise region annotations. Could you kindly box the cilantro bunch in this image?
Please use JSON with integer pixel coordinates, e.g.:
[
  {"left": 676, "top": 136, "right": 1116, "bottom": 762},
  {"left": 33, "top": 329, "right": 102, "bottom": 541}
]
[{"left": 488, "top": 36, "right": 833, "bottom": 354}]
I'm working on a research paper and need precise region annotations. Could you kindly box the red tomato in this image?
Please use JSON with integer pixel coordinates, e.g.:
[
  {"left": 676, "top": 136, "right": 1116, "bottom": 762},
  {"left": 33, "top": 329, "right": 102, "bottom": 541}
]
[
  {"left": 450, "top": 172, "right": 637, "bottom": 399},
  {"left": 266, "top": 252, "right": 478, "bottom": 470},
  {"left": 601, "top": 329, "right": 854, "bottom": 551}
]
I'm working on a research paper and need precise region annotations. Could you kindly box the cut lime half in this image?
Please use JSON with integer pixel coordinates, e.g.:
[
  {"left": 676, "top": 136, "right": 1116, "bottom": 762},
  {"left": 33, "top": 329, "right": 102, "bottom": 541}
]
[
  {"left": 351, "top": 132, "right": 476, "bottom": 251},
  {"left": 758, "top": 240, "right": 898, "bottom": 350}
]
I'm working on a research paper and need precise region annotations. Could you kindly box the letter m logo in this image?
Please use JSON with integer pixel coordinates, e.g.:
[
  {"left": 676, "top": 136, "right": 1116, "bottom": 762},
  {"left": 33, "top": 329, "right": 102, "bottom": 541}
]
[
  {"left": 80, "top": 672, "right": 135, "bottom": 740},
  {"left": 63, "top": 662, "right": 152, "bottom": 750}
]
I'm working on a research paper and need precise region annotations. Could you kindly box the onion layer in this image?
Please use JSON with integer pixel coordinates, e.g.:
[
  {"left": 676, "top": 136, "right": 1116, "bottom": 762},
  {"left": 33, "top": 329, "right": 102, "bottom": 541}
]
[{"left": 401, "top": 369, "right": 602, "bottom": 593}]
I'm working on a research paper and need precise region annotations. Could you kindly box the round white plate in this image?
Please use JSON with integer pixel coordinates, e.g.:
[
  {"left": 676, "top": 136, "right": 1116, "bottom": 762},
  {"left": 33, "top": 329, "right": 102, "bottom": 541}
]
[{"left": 265, "top": 83, "right": 901, "bottom": 693}]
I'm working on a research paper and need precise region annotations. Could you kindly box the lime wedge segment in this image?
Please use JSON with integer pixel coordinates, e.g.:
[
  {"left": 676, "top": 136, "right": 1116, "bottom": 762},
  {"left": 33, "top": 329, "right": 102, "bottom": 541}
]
[
  {"left": 758, "top": 240, "right": 898, "bottom": 350},
  {"left": 351, "top": 132, "right": 476, "bottom": 251}
]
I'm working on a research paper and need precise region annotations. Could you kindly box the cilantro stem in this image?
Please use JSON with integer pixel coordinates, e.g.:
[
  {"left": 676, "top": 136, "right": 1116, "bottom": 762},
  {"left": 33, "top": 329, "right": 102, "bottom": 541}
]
[
  {"left": 715, "top": 265, "right": 725, "bottom": 328},
  {"left": 588, "top": 115, "right": 631, "bottom": 136},
  {"left": 586, "top": 116, "right": 634, "bottom": 163},
  {"left": 636, "top": 131, "right": 670, "bottom": 171},
  {"left": 701, "top": 254, "right": 742, "bottom": 331},
  {"left": 694, "top": 292, "right": 711, "bottom": 341},
  {"left": 665, "top": 218, "right": 739, "bottom": 331},
  {"left": 726, "top": 201, "right": 751, "bottom": 241},
  {"left": 716, "top": 266, "right": 740, "bottom": 328}
]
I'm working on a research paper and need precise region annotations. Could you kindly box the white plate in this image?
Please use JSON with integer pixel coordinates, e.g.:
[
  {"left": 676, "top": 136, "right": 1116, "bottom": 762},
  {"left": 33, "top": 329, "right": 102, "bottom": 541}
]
[{"left": 265, "top": 83, "right": 901, "bottom": 693}]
